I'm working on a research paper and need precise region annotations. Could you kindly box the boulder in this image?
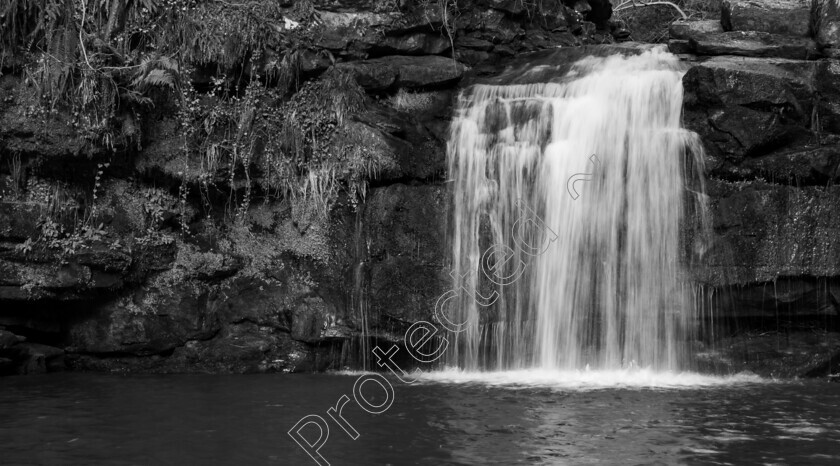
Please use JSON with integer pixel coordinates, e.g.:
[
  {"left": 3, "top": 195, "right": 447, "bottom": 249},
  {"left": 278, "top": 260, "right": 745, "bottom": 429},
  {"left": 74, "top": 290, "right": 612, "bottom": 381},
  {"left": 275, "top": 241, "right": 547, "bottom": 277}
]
[
  {"left": 814, "top": 0, "right": 840, "bottom": 50},
  {"left": 340, "top": 55, "right": 467, "bottom": 91},
  {"left": 376, "top": 33, "right": 451, "bottom": 56},
  {"left": 0, "top": 329, "right": 25, "bottom": 349},
  {"left": 707, "top": 105, "right": 799, "bottom": 156},
  {"left": 688, "top": 31, "right": 821, "bottom": 59},
  {"left": 721, "top": 0, "right": 811, "bottom": 36},
  {"left": 683, "top": 56, "right": 816, "bottom": 110},
  {"left": 669, "top": 19, "right": 724, "bottom": 40},
  {"left": 682, "top": 56, "right": 818, "bottom": 162},
  {"left": 668, "top": 40, "right": 693, "bottom": 54},
  {"left": 13, "top": 342, "right": 64, "bottom": 374}
]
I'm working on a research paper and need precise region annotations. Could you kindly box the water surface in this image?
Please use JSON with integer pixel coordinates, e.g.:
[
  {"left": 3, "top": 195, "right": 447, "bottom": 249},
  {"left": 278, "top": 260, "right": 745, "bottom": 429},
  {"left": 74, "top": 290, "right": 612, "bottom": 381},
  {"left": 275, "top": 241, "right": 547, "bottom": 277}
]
[{"left": 1, "top": 373, "right": 838, "bottom": 465}]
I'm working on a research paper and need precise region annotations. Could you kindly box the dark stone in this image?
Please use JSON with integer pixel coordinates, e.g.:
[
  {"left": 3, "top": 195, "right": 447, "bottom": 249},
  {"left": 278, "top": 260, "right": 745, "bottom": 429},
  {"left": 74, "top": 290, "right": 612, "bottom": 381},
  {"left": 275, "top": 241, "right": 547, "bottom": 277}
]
[
  {"left": 668, "top": 39, "right": 693, "bottom": 54},
  {"left": 697, "top": 180, "right": 840, "bottom": 286},
  {"left": 66, "top": 286, "right": 220, "bottom": 356},
  {"left": 695, "top": 330, "right": 840, "bottom": 378},
  {"left": 459, "top": 8, "right": 521, "bottom": 43},
  {"left": 708, "top": 277, "right": 840, "bottom": 318},
  {"left": 344, "top": 111, "right": 447, "bottom": 181},
  {"left": 669, "top": 20, "right": 724, "bottom": 40},
  {"left": 721, "top": 0, "right": 811, "bottom": 36},
  {"left": 456, "top": 49, "right": 494, "bottom": 67},
  {"left": 816, "top": 59, "right": 840, "bottom": 134},
  {"left": 815, "top": 0, "right": 840, "bottom": 50},
  {"left": 0, "top": 203, "right": 40, "bottom": 241},
  {"left": 377, "top": 33, "right": 451, "bottom": 56},
  {"left": 689, "top": 31, "right": 821, "bottom": 60},
  {"left": 340, "top": 55, "right": 467, "bottom": 91},
  {"left": 683, "top": 56, "right": 816, "bottom": 110},
  {"left": 456, "top": 35, "right": 496, "bottom": 52},
  {"left": 364, "top": 184, "right": 449, "bottom": 325},
  {"left": 298, "top": 49, "right": 333, "bottom": 74},
  {"left": 737, "top": 144, "right": 840, "bottom": 184},
  {"left": 168, "top": 324, "right": 311, "bottom": 373},
  {"left": 707, "top": 105, "right": 794, "bottom": 156},
  {"left": 682, "top": 56, "right": 818, "bottom": 163},
  {"left": 12, "top": 342, "right": 64, "bottom": 374},
  {"left": 0, "top": 329, "right": 25, "bottom": 349}
]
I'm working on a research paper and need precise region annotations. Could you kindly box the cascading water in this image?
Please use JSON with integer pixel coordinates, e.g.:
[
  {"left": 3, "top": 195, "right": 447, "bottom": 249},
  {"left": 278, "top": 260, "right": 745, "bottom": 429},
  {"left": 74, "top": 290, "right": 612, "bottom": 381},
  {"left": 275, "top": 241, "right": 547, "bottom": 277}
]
[{"left": 445, "top": 47, "right": 708, "bottom": 372}]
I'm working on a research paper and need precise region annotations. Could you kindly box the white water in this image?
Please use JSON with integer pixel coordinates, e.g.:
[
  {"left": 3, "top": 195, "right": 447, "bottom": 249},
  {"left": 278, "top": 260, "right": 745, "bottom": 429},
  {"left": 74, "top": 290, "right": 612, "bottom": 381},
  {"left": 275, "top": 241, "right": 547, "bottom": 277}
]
[
  {"left": 445, "top": 48, "right": 708, "bottom": 372},
  {"left": 413, "top": 368, "right": 764, "bottom": 390}
]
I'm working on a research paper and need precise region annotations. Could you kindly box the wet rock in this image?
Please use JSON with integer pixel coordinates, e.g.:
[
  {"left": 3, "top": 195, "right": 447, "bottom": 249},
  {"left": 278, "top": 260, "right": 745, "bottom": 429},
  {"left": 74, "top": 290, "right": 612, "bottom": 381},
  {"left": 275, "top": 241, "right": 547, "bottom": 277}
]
[
  {"left": 351, "top": 100, "right": 450, "bottom": 180},
  {"left": 695, "top": 330, "right": 840, "bottom": 378},
  {"left": 683, "top": 56, "right": 816, "bottom": 110},
  {"left": 816, "top": 59, "right": 840, "bottom": 134},
  {"left": 697, "top": 180, "right": 840, "bottom": 286},
  {"left": 709, "top": 277, "right": 840, "bottom": 318},
  {"left": 313, "top": 11, "right": 401, "bottom": 53},
  {"left": 735, "top": 144, "right": 840, "bottom": 184},
  {"left": 0, "top": 357, "right": 13, "bottom": 372},
  {"left": 376, "top": 33, "right": 451, "bottom": 56},
  {"left": 707, "top": 105, "right": 799, "bottom": 156},
  {"left": 668, "top": 40, "right": 693, "bottom": 54},
  {"left": 13, "top": 342, "right": 64, "bottom": 374},
  {"left": 168, "top": 323, "right": 306, "bottom": 373},
  {"left": 66, "top": 285, "right": 220, "bottom": 356},
  {"left": 814, "top": 0, "right": 840, "bottom": 50},
  {"left": 456, "top": 35, "right": 496, "bottom": 52},
  {"left": 285, "top": 296, "right": 336, "bottom": 342},
  {"left": 0, "top": 329, "right": 25, "bottom": 349},
  {"left": 669, "top": 19, "right": 724, "bottom": 40},
  {"left": 682, "top": 56, "right": 818, "bottom": 163},
  {"left": 721, "top": 0, "right": 811, "bottom": 36},
  {"left": 364, "top": 184, "right": 448, "bottom": 325},
  {"left": 689, "top": 31, "right": 821, "bottom": 59},
  {"left": 340, "top": 55, "right": 467, "bottom": 91}
]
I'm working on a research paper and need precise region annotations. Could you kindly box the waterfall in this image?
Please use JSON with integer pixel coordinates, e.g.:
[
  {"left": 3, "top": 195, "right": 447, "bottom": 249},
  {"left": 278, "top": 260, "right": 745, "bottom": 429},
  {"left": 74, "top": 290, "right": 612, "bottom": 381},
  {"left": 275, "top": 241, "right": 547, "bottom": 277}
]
[{"left": 445, "top": 48, "right": 707, "bottom": 372}]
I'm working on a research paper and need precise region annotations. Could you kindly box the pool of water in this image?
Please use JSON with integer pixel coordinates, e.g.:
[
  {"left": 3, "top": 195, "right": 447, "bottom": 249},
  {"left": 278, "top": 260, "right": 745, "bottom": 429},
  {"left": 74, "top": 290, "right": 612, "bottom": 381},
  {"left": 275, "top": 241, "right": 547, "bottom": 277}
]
[{"left": 1, "top": 372, "right": 838, "bottom": 465}]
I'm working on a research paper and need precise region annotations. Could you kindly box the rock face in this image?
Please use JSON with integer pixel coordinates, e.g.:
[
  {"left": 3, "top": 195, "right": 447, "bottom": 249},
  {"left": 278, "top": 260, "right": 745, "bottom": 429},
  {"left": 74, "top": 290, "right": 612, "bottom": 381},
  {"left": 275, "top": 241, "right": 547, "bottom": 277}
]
[
  {"left": 676, "top": 3, "right": 840, "bottom": 372},
  {"left": 670, "top": 2, "right": 840, "bottom": 377},
  {"left": 2, "top": 0, "right": 838, "bottom": 379},
  {"left": 0, "top": 0, "right": 617, "bottom": 376}
]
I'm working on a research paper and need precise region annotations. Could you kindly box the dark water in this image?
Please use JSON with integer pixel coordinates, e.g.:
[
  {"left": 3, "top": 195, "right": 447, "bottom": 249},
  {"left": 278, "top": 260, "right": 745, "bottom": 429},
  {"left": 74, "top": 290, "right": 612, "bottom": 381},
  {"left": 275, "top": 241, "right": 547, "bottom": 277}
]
[{"left": 1, "top": 373, "right": 838, "bottom": 465}]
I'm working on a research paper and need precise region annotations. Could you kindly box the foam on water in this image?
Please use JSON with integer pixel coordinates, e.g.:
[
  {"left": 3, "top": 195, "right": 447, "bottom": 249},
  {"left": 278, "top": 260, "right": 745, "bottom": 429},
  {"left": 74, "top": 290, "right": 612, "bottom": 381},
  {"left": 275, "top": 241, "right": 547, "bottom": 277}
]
[{"left": 412, "top": 368, "right": 764, "bottom": 390}]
